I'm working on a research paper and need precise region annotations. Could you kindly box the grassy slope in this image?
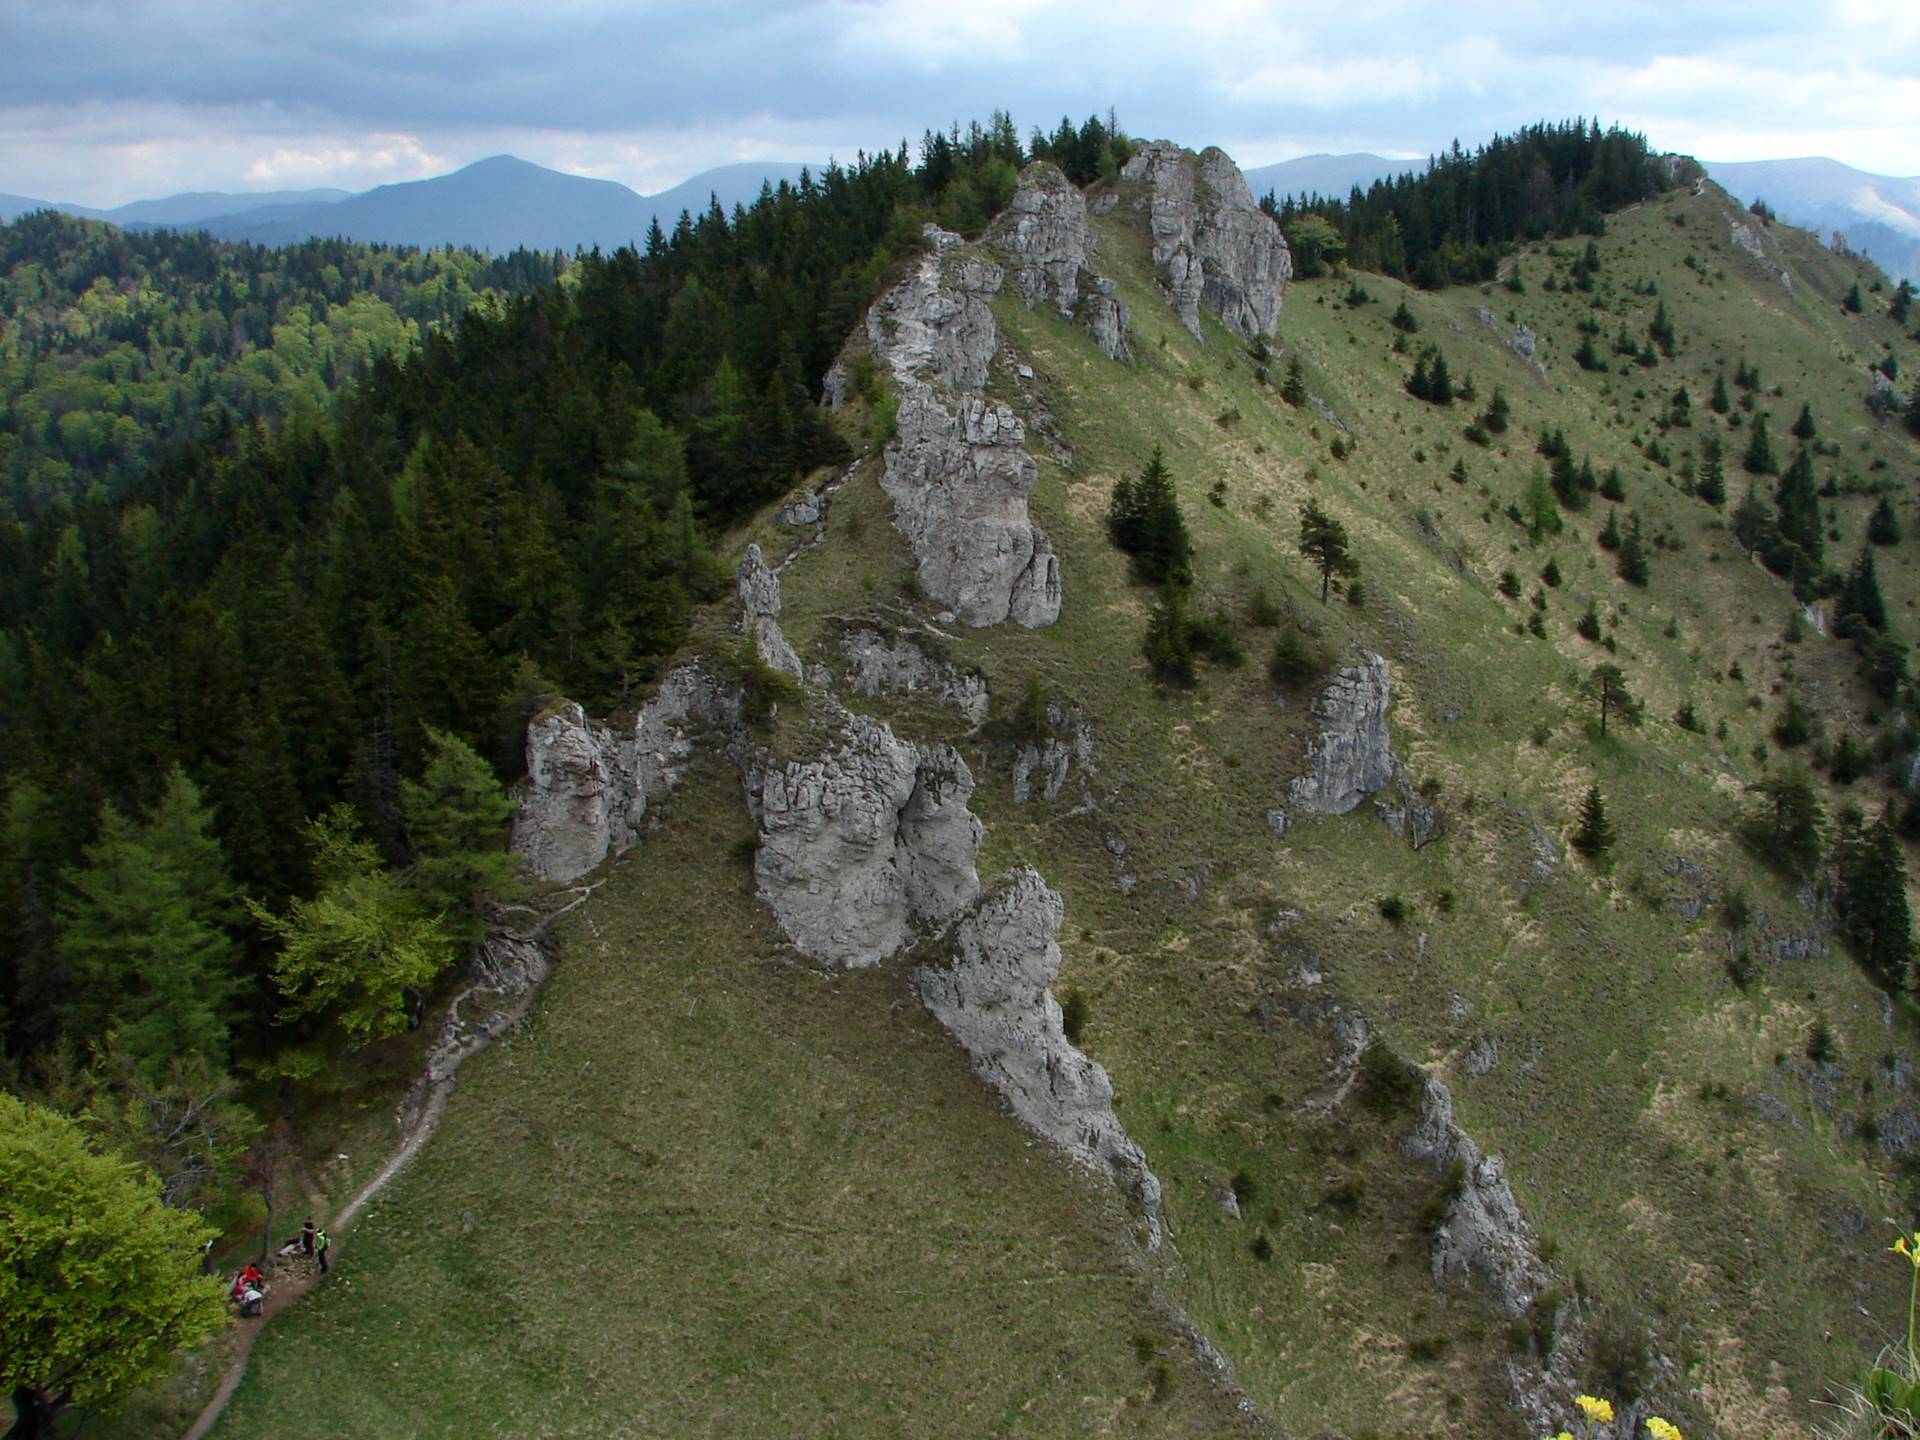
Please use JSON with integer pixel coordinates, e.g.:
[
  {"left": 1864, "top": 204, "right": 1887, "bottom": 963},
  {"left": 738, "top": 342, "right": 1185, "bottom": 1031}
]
[{"left": 198, "top": 172, "right": 1917, "bottom": 1440}]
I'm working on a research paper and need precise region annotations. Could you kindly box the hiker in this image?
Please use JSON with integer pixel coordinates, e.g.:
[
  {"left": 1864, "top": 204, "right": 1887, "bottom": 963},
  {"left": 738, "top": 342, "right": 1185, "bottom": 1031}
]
[
  {"left": 315, "top": 1226, "right": 331, "bottom": 1274},
  {"left": 301, "top": 1218, "right": 316, "bottom": 1256}
]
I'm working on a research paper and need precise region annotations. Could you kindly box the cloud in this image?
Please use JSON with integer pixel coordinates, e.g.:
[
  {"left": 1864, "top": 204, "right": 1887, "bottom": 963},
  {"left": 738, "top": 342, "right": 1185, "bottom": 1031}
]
[{"left": 0, "top": 0, "right": 1915, "bottom": 204}]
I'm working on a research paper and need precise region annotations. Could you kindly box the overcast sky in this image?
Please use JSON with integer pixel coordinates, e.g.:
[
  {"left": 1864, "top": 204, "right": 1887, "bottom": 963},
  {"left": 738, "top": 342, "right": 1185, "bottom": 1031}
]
[{"left": 3, "top": 0, "right": 1917, "bottom": 205}]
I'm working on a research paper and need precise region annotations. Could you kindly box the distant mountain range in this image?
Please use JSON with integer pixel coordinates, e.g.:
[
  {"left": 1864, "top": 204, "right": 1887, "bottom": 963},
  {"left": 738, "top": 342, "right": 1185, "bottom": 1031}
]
[
  {"left": 6, "top": 149, "right": 1915, "bottom": 284},
  {"left": 0, "top": 156, "right": 811, "bottom": 254},
  {"left": 1241, "top": 152, "right": 1417, "bottom": 202},
  {"left": 1702, "top": 157, "right": 1920, "bottom": 286}
]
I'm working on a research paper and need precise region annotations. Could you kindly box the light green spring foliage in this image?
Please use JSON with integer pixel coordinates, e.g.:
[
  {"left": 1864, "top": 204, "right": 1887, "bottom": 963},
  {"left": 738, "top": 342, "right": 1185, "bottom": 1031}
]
[
  {"left": 0, "top": 1093, "right": 226, "bottom": 1425},
  {"left": 250, "top": 805, "right": 452, "bottom": 1043},
  {"left": 56, "top": 765, "right": 241, "bottom": 1079}
]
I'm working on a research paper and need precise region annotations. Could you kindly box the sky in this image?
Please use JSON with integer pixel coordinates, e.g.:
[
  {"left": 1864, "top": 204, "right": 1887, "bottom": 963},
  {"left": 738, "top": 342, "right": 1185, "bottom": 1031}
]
[{"left": 2, "top": 0, "right": 1917, "bottom": 206}]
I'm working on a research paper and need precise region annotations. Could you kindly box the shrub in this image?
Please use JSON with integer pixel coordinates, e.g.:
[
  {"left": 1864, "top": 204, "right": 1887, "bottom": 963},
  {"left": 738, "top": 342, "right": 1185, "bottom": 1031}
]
[
  {"left": 1377, "top": 895, "right": 1408, "bottom": 926},
  {"left": 1060, "top": 987, "right": 1089, "bottom": 1045},
  {"left": 1247, "top": 586, "right": 1282, "bottom": 627},
  {"left": 1248, "top": 1232, "right": 1273, "bottom": 1263},
  {"left": 1268, "top": 629, "right": 1327, "bottom": 690},
  {"left": 1356, "top": 1042, "right": 1422, "bottom": 1118}
]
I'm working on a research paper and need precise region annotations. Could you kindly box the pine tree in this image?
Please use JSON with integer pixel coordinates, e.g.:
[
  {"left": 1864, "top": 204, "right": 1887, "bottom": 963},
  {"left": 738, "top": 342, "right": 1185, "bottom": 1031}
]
[
  {"left": 1299, "top": 499, "right": 1360, "bottom": 603},
  {"left": 1790, "top": 402, "right": 1816, "bottom": 440},
  {"left": 1390, "top": 299, "right": 1419, "bottom": 333},
  {"left": 1581, "top": 663, "right": 1644, "bottom": 735},
  {"left": 1571, "top": 785, "right": 1614, "bottom": 857},
  {"left": 1482, "top": 387, "right": 1511, "bottom": 434},
  {"left": 1427, "top": 349, "right": 1454, "bottom": 404},
  {"left": 1843, "top": 282, "right": 1863, "bottom": 314},
  {"left": 1575, "top": 333, "right": 1603, "bottom": 371},
  {"left": 1746, "top": 771, "right": 1825, "bottom": 878},
  {"left": 1709, "top": 372, "right": 1730, "bottom": 414},
  {"left": 57, "top": 769, "right": 241, "bottom": 1080},
  {"left": 1143, "top": 587, "right": 1196, "bottom": 686},
  {"left": 1523, "top": 463, "right": 1562, "bottom": 541},
  {"left": 1576, "top": 601, "right": 1602, "bottom": 641}
]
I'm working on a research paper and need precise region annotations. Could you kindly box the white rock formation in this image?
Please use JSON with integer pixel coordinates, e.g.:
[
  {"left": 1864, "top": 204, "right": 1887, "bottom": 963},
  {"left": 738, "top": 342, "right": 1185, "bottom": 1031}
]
[
  {"left": 916, "top": 867, "right": 1164, "bottom": 1241},
  {"left": 1120, "top": 142, "right": 1291, "bottom": 342},
  {"left": 1283, "top": 652, "right": 1400, "bottom": 816},
  {"left": 988, "top": 161, "right": 1132, "bottom": 362},
  {"left": 511, "top": 665, "right": 742, "bottom": 884},
  {"left": 832, "top": 226, "right": 1061, "bottom": 629},
  {"left": 1402, "top": 1074, "right": 1548, "bottom": 1315},
  {"left": 735, "top": 542, "right": 803, "bottom": 678},
  {"left": 747, "top": 714, "right": 982, "bottom": 968},
  {"left": 839, "top": 626, "right": 989, "bottom": 724}
]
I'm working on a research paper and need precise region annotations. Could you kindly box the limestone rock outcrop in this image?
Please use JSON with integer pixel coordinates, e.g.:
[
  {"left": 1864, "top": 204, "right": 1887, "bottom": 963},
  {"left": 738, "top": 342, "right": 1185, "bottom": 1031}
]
[
  {"left": 746, "top": 713, "right": 982, "bottom": 968},
  {"left": 736, "top": 543, "right": 803, "bottom": 679},
  {"left": 1282, "top": 652, "right": 1400, "bottom": 817},
  {"left": 1402, "top": 1074, "right": 1548, "bottom": 1314},
  {"left": 1012, "top": 705, "right": 1093, "bottom": 804},
  {"left": 839, "top": 626, "right": 989, "bottom": 724},
  {"left": 1120, "top": 142, "right": 1291, "bottom": 342},
  {"left": 833, "top": 226, "right": 1061, "bottom": 629},
  {"left": 988, "top": 161, "right": 1132, "bottom": 362},
  {"left": 916, "top": 867, "right": 1164, "bottom": 1241},
  {"left": 511, "top": 665, "right": 743, "bottom": 884}
]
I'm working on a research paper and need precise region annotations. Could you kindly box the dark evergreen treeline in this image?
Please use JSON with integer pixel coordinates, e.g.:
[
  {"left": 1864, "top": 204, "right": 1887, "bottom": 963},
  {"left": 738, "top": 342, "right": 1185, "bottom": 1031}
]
[
  {"left": 1266, "top": 120, "right": 1670, "bottom": 288},
  {"left": 0, "top": 213, "right": 565, "bottom": 516},
  {"left": 0, "top": 115, "right": 1121, "bottom": 1102}
]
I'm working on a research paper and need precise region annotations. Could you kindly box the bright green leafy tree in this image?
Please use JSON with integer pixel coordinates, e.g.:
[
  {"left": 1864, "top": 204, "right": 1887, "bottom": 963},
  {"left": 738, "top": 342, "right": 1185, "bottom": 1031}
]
[{"left": 0, "top": 1094, "right": 226, "bottom": 1439}]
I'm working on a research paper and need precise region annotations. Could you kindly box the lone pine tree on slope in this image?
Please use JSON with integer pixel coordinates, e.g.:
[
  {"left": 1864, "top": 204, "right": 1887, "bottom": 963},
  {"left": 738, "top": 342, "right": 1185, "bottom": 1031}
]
[{"left": 1299, "top": 499, "right": 1359, "bottom": 603}]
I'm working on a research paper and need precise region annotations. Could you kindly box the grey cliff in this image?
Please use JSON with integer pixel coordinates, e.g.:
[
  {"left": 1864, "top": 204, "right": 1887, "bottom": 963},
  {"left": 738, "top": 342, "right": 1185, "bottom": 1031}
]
[
  {"left": 916, "top": 866, "right": 1164, "bottom": 1242},
  {"left": 1121, "top": 142, "right": 1291, "bottom": 342}
]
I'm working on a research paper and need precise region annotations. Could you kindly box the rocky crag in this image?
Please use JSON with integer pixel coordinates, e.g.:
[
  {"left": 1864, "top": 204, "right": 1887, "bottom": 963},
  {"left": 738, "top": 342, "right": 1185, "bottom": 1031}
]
[
  {"left": 1403, "top": 1073, "right": 1581, "bottom": 1432},
  {"left": 1269, "top": 651, "right": 1436, "bottom": 846},
  {"left": 1120, "top": 142, "right": 1292, "bottom": 342},
  {"left": 916, "top": 867, "right": 1165, "bottom": 1243},
  {"left": 829, "top": 226, "right": 1061, "bottom": 629},
  {"left": 510, "top": 666, "right": 744, "bottom": 885},
  {"left": 837, "top": 624, "right": 989, "bottom": 725},
  {"left": 988, "top": 160, "right": 1133, "bottom": 362}
]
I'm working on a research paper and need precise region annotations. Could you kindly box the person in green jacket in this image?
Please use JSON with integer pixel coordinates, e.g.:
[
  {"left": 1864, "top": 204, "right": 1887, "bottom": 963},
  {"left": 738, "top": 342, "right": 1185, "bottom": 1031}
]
[{"left": 315, "top": 1227, "right": 331, "bottom": 1274}]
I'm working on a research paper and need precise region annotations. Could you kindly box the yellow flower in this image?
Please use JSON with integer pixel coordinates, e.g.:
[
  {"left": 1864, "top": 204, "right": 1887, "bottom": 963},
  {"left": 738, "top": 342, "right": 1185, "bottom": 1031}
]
[
  {"left": 1575, "top": 1394, "right": 1616, "bottom": 1424},
  {"left": 1646, "top": 1419, "right": 1683, "bottom": 1440},
  {"left": 1894, "top": 1234, "right": 1920, "bottom": 1268}
]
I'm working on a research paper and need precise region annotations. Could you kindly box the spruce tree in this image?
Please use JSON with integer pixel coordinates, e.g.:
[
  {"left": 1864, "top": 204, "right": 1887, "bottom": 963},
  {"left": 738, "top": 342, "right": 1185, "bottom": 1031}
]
[
  {"left": 1571, "top": 786, "right": 1614, "bottom": 857},
  {"left": 1774, "top": 446, "right": 1822, "bottom": 563},
  {"left": 1143, "top": 588, "right": 1196, "bottom": 686},
  {"left": 1617, "top": 514, "right": 1650, "bottom": 586},
  {"left": 1837, "top": 807, "right": 1913, "bottom": 989},
  {"left": 1694, "top": 436, "right": 1727, "bottom": 506},
  {"left": 1110, "top": 447, "right": 1193, "bottom": 586},
  {"left": 1790, "top": 402, "right": 1816, "bottom": 440},
  {"left": 1743, "top": 411, "right": 1777, "bottom": 474},
  {"left": 400, "top": 729, "right": 523, "bottom": 947},
  {"left": 1598, "top": 507, "right": 1623, "bottom": 551},
  {"left": 1746, "top": 771, "right": 1825, "bottom": 878},
  {"left": 1868, "top": 496, "right": 1902, "bottom": 545},
  {"left": 1837, "top": 544, "right": 1888, "bottom": 636},
  {"left": 1709, "top": 372, "right": 1730, "bottom": 414},
  {"left": 57, "top": 769, "right": 241, "bottom": 1080},
  {"left": 1280, "top": 356, "right": 1307, "bottom": 406}
]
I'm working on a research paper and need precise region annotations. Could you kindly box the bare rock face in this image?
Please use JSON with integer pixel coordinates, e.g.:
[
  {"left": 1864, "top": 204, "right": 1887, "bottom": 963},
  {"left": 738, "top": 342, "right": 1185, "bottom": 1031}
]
[
  {"left": 1120, "top": 142, "right": 1291, "bottom": 342},
  {"left": 839, "top": 626, "right": 989, "bottom": 725},
  {"left": 1012, "top": 705, "right": 1094, "bottom": 804},
  {"left": 841, "top": 226, "right": 1062, "bottom": 629},
  {"left": 915, "top": 867, "right": 1164, "bottom": 1242},
  {"left": 747, "top": 713, "right": 982, "bottom": 968},
  {"left": 1283, "top": 653, "right": 1400, "bottom": 817},
  {"left": 989, "top": 161, "right": 1132, "bottom": 362},
  {"left": 512, "top": 665, "right": 743, "bottom": 884},
  {"left": 736, "top": 543, "right": 803, "bottom": 679},
  {"left": 1402, "top": 1073, "right": 1548, "bottom": 1314}
]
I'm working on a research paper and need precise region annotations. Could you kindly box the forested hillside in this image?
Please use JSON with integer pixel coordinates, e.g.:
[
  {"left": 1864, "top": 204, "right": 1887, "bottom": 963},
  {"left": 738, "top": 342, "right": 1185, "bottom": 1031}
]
[
  {"left": 4, "top": 111, "right": 1919, "bottom": 1440},
  {"left": 0, "top": 214, "right": 565, "bottom": 517}
]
